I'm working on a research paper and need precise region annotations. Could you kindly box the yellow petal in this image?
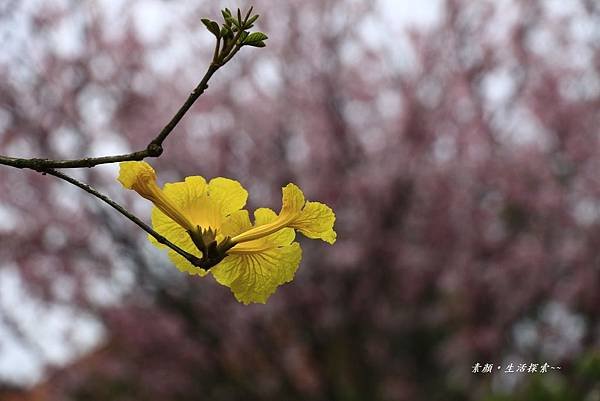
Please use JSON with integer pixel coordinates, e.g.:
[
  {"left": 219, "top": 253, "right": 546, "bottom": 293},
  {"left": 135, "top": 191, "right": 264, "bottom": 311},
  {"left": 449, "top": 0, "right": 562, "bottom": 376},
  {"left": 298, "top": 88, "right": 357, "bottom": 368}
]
[
  {"left": 281, "top": 184, "right": 336, "bottom": 243},
  {"left": 212, "top": 242, "right": 302, "bottom": 304},
  {"left": 149, "top": 206, "right": 208, "bottom": 276},
  {"left": 280, "top": 183, "right": 305, "bottom": 220},
  {"left": 162, "top": 176, "right": 247, "bottom": 230},
  {"left": 213, "top": 208, "right": 301, "bottom": 304},
  {"left": 231, "top": 183, "right": 336, "bottom": 245},
  {"left": 166, "top": 237, "right": 208, "bottom": 276},
  {"left": 146, "top": 175, "right": 248, "bottom": 277},
  {"left": 149, "top": 205, "right": 189, "bottom": 249},
  {"left": 254, "top": 208, "right": 296, "bottom": 246},
  {"left": 227, "top": 208, "right": 296, "bottom": 254},
  {"left": 229, "top": 184, "right": 304, "bottom": 243},
  {"left": 290, "top": 201, "right": 336, "bottom": 244},
  {"left": 207, "top": 177, "right": 249, "bottom": 217},
  {"left": 161, "top": 176, "right": 207, "bottom": 226},
  {"left": 117, "top": 161, "right": 156, "bottom": 190},
  {"left": 118, "top": 161, "right": 196, "bottom": 231},
  {"left": 220, "top": 209, "right": 253, "bottom": 237}
]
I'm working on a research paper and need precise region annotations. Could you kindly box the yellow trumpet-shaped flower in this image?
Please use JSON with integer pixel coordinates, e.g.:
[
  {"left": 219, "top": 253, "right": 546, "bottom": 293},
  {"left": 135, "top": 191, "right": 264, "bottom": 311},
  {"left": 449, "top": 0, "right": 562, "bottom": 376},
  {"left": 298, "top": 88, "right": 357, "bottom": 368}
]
[
  {"left": 117, "top": 161, "right": 197, "bottom": 232},
  {"left": 230, "top": 183, "right": 337, "bottom": 245},
  {"left": 117, "top": 161, "right": 336, "bottom": 304}
]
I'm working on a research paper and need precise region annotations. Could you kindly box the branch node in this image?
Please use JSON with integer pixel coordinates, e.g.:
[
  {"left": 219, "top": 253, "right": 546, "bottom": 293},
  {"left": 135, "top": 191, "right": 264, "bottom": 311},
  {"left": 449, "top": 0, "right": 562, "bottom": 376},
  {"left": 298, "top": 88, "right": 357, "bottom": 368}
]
[{"left": 146, "top": 143, "right": 163, "bottom": 157}]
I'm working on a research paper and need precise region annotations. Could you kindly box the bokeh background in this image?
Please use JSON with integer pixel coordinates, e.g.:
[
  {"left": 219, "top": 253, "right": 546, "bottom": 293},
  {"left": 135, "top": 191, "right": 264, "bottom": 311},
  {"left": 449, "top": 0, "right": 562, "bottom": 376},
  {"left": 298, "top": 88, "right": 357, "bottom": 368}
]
[{"left": 1, "top": 0, "right": 600, "bottom": 400}]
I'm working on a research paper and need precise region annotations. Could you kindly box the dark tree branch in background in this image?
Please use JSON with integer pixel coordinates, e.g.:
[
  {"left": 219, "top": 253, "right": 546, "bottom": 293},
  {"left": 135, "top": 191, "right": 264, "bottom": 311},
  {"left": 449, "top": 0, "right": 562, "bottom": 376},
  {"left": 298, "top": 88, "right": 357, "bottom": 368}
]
[{"left": 0, "top": 6, "right": 267, "bottom": 267}]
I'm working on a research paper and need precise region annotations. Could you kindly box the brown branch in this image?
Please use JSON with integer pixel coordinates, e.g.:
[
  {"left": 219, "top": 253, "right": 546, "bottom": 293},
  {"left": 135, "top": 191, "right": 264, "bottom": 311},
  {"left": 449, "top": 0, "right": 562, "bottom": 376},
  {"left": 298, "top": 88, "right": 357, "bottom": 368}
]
[
  {"left": 0, "top": 7, "right": 263, "bottom": 171},
  {"left": 0, "top": 6, "right": 264, "bottom": 269},
  {"left": 0, "top": 63, "right": 220, "bottom": 169},
  {"left": 38, "top": 168, "right": 212, "bottom": 270},
  {"left": 148, "top": 63, "right": 221, "bottom": 149},
  {"left": 0, "top": 149, "right": 152, "bottom": 170}
]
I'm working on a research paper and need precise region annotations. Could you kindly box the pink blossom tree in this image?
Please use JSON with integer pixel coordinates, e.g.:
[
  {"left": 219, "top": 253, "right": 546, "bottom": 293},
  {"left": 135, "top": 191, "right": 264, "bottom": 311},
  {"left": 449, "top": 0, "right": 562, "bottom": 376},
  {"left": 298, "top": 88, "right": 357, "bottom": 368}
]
[{"left": 0, "top": 0, "right": 599, "bottom": 400}]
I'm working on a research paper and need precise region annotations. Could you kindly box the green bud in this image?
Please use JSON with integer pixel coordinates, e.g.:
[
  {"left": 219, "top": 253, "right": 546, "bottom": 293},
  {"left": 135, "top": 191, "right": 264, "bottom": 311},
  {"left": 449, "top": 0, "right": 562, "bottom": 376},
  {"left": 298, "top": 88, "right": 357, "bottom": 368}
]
[
  {"left": 220, "top": 25, "right": 233, "bottom": 39},
  {"left": 247, "top": 41, "right": 266, "bottom": 48},
  {"left": 201, "top": 18, "right": 221, "bottom": 38},
  {"left": 242, "top": 31, "right": 268, "bottom": 46},
  {"left": 222, "top": 9, "right": 233, "bottom": 25},
  {"left": 245, "top": 14, "right": 259, "bottom": 28}
]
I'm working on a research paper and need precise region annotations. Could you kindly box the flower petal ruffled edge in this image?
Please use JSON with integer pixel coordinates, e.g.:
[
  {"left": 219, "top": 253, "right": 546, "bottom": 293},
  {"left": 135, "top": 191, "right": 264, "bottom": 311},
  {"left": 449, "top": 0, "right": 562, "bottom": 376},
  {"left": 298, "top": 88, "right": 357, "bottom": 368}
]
[
  {"left": 212, "top": 208, "right": 302, "bottom": 304},
  {"left": 212, "top": 243, "right": 302, "bottom": 304},
  {"left": 161, "top": 176, "right": 248, "bottom": 231},
  {"left": 281, "top": 184, "right": 336, "bottom": 244}
]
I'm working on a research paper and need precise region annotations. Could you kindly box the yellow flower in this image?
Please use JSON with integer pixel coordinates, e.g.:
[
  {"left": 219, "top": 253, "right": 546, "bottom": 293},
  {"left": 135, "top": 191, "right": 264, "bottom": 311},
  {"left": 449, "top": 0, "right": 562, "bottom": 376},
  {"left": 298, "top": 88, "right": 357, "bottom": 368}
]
[
  {"left": 117, "top": 161, "right": 336, "bottom": 304},
  {"left": 117, "top": 161, "right": 196, "bottom": 232}
]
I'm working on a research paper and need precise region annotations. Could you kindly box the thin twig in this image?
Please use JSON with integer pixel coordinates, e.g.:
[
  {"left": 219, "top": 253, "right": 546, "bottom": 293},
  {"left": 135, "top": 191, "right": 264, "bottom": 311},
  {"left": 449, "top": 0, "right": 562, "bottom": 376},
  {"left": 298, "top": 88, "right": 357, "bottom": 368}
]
[
  {"left": 0, "top": 150, "right": 151, "bottom": 170},
  {"left": 148, "top": 63, "right": 221, "bottom": 149},
  {"left": 0, "top": 7, "right": 262, "bottom": 270},
  {"left": 212, "top": 35, "right": 221, "bottom": 64},
  {"left": 39, "top": 168, "right": 209, "bottom": 269},
  {"left": 0, "top": 8, "right": 261, "bottom": 171},
  {"left": 0, "top": 62, "right": 220, "bottom": 170}
]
